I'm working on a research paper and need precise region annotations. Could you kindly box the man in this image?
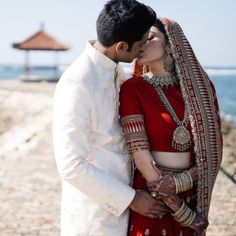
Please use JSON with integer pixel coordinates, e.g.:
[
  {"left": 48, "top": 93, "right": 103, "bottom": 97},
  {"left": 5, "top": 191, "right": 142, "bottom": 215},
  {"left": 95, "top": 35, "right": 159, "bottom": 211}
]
[{"left": 53, "top": 1, "right": 168, "bottom": 235}]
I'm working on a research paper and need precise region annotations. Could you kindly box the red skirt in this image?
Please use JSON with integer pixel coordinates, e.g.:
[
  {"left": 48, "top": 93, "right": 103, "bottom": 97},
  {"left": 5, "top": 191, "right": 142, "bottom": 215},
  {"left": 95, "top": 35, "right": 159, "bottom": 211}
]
[{"left": 128, "top": 170, "right": 197, "bottom": 236}]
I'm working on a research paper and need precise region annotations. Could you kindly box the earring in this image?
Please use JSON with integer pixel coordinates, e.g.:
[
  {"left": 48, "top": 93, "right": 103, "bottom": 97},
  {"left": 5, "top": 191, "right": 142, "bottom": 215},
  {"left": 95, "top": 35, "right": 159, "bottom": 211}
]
[
  {"left": 164, "top": 51, "right": 175, "bottom": 73},
  {"left": 143, "top": 65, "right": 150, "bottom": 74}
]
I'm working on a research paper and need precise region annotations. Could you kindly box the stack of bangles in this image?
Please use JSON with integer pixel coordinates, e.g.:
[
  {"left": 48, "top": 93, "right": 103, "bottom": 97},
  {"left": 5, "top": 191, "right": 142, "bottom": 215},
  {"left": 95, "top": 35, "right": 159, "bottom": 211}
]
[
  {"left": 172, "top": 201, "right": 196, "bottom": 226},
  {"left": 173, "top": 170, "right": 193, "bottom": 194}
]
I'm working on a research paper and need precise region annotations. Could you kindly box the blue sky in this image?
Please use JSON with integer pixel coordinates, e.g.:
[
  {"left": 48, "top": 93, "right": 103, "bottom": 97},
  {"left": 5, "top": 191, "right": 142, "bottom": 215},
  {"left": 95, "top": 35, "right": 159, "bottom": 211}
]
[{"left": 0, "top": 0, "right": 235, "bottom": 66}]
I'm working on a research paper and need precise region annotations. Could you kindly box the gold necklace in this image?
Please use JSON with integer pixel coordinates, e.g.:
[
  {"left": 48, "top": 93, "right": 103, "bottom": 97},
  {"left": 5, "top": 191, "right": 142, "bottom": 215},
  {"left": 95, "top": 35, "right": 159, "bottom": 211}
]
[
  {"left": 143, "top": 73, "right": 191, "bottom": 151},
  {"left": 143, "top": 71, "right": 179, "bottom": 88}
]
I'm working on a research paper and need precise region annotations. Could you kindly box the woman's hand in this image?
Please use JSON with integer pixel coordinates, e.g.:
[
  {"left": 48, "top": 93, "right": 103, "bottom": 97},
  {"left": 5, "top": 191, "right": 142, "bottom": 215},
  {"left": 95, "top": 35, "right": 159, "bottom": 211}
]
[
  {"left": 147, "top": 162, "right": 199, "bottom": 195},
  {"left": 188, "top": 212, "right": 209, "bottom": 234},
  {"left": 147, "top": 161, "right": 176, "bottom": 196}
]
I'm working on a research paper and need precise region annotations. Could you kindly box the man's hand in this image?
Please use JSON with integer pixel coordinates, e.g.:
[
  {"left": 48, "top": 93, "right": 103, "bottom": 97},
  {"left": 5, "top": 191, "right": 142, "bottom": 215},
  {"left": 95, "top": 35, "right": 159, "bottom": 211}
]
[{"left": 129, "top": 190, "right": 170, "bottom": 219}]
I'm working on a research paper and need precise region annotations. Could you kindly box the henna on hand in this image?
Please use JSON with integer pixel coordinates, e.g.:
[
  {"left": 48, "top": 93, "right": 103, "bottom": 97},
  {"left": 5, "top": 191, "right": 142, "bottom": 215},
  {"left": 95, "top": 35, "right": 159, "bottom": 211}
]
[
  {"left": 148, "top": 162, "right": 198, "bottom": 196},
  {"left": 147, "top": 173, "right": 176, "bottom": 196},
  {"left": 147, "top": 161, "right": 176, "bottom": 196},
  {"left": 151, "top": 189, "right": 208, "bottom": 233},
  {"left": 188, "top": 212, "right": 209, "bottom": 234},
  {"left": 147, "top": 161, "right": 207, "bottom": 234}
]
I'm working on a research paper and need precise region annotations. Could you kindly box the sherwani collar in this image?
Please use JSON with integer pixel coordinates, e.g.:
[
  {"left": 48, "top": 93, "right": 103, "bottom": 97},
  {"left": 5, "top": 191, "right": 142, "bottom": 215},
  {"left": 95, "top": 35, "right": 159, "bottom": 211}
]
[{"left": 84, "top": 40, "right": 118, "bottom": 70}]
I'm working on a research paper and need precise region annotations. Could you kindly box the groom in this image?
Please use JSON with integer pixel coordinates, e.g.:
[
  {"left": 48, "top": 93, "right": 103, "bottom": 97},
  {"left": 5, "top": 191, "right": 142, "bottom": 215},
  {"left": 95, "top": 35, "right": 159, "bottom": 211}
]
[{"left": 53, "top": 0, "right": 168, "bottom": 235}]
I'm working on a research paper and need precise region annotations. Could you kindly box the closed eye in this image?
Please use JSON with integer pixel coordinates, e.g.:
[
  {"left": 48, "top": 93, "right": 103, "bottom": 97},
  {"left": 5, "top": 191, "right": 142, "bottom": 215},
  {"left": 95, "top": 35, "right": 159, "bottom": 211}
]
[{"left": 145, "top": 36, "right": 154, "bottom": 43}]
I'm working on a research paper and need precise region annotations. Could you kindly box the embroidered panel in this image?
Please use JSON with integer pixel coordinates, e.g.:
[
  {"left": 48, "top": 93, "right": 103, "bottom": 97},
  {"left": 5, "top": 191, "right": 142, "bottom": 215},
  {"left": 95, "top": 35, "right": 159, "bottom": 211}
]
[
  {"left": 161, "top": 18, "right": 222, "bottom": 216},
  {"left": 121, "top": 114, "right": 150, "bottom": 154}
]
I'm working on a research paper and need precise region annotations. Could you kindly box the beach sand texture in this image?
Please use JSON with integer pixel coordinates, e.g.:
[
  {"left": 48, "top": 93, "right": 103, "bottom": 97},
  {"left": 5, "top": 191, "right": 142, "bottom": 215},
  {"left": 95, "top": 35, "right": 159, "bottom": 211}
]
[{"left": 0, "top": 80, "right": 235, "bottom": 236}]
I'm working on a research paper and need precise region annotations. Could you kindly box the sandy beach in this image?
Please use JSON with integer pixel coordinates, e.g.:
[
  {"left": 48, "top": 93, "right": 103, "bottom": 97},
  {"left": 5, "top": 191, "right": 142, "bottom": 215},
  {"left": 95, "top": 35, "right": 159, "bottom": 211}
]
[{"left": 0, "top": 80, "right": 236, "bottom": 236}]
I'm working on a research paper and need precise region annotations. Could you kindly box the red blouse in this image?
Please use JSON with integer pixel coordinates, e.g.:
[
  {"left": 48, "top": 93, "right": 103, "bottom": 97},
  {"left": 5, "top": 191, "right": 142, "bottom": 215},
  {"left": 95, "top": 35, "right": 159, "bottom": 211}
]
[{"left": 119, "top": 75, "right": 193, "bottom": 152}]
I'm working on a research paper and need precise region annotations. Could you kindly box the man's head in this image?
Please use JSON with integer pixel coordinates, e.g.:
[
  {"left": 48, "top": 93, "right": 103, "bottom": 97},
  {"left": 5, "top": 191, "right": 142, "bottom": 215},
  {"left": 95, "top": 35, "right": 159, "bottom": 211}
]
[{"left": 96, "top": 0, "right": 156, "bottom": 62}]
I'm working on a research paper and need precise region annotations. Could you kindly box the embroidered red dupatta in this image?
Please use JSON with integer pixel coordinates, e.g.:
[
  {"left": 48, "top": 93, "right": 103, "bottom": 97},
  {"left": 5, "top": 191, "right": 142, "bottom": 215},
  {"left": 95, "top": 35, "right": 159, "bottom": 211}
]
[
  {"left": 122, "top": 18, "right": 223, "bottom": 236},
  {"left": 132, "top": 18, "right": 222, "bottom": 217},
  {"left": 160, "top": 18, "right": 222, "bottom": 218}
]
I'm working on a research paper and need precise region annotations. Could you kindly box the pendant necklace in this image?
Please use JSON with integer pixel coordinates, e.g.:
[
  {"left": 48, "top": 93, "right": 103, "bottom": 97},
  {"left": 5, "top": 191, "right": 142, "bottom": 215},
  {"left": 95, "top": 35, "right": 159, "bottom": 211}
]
[{"left": 143, "top": 72, "right": 191, "bottom": 151}]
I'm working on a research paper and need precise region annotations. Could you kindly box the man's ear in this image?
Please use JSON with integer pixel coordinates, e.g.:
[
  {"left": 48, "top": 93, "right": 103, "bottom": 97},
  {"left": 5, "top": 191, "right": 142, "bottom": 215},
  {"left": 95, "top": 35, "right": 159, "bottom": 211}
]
[{"left": 115, "top": 42, "right": 129, "bottom": 54}]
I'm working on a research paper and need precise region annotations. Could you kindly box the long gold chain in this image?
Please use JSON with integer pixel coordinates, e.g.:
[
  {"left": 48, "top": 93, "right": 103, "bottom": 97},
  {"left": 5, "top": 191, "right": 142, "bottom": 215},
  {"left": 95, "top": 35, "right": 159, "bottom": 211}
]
[{"left": 143, "top": 73, "right": 191, "bottom": 151}]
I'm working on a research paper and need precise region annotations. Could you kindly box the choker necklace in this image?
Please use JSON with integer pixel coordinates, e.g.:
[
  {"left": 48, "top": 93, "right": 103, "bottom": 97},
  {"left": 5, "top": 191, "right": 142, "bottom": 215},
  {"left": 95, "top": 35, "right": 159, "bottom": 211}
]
[
  {"left": 143, "top": 73, "right": 191, "bottom": 151},
  {"left": 143, "top": 72, "right": 179, "bottom": 88}
]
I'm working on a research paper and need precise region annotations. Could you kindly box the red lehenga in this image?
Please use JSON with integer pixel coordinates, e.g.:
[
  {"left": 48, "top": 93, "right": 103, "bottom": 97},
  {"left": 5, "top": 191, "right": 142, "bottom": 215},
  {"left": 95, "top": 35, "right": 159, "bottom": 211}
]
[
  {"left": 119, "top": 18, "right": 222, "bottom": 236},
  {"left": 120, "top": 75, "right": 196, "bottom": 236}
]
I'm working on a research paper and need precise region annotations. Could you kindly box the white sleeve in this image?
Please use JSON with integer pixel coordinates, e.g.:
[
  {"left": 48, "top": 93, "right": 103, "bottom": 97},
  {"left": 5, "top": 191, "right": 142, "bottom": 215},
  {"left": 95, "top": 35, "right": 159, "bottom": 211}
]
[{"left": 53, "top": 82, "right": 135, "bottom": 217}]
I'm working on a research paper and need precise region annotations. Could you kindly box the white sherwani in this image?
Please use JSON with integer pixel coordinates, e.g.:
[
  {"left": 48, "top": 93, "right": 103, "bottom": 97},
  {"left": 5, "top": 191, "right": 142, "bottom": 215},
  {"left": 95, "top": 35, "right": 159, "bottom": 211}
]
[{"left": 53, "top": 41, "right": 135, "bottom": 236}]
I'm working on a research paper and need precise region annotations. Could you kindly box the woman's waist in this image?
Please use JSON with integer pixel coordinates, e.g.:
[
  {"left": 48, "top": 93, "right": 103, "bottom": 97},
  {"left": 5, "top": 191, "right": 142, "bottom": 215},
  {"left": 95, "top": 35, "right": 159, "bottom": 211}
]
[{"left": 151, "top": 151, "right": 191, "bottom": 170}]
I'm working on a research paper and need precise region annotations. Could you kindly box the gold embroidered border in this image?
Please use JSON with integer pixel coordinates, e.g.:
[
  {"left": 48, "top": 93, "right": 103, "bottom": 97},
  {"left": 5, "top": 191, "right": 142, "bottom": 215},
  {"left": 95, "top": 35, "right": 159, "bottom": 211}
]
[
  {"left": 161, "top": 18, "right": 222, "bottom": 223},
  {"left": 121, "top": 114, "right": 150, "bottom": 154}
]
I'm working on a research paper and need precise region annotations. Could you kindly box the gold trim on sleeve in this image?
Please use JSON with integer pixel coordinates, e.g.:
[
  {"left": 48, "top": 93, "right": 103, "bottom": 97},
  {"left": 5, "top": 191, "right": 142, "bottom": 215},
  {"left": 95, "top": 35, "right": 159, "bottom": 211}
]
[{"left": 121, "top": 114, "right": 150, "bottom": 154}]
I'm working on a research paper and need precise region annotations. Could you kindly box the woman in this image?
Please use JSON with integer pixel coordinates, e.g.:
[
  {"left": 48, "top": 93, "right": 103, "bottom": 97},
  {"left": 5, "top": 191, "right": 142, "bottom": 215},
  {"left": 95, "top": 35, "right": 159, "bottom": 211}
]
[{"left": 119, "top": 18, "right": 222, "bottom": 236}]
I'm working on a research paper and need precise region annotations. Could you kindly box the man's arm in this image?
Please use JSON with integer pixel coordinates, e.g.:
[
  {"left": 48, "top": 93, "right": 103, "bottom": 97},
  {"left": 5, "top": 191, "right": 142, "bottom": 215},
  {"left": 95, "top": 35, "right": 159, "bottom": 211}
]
[{"left": 53, "top": 82, "right": 135, "bottom": 217}]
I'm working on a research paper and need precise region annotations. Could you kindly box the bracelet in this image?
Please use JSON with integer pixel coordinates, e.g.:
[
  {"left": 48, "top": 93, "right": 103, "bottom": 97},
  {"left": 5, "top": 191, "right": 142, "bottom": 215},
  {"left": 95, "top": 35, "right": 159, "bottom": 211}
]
[
  {"left": 171, "top": 201, "right": 186, "bottom": 219},
  {"left": 172, "top": 201, "right": 196, "bottom": 226},
  {"left": 173, "top": 170, "right": 193, "bottom": 194},
  {"left": 183, "top": 211, "right": 196, "bottom": 226},
  {"left": 185, "top": 170, "right": 193, "bottom": 189}
]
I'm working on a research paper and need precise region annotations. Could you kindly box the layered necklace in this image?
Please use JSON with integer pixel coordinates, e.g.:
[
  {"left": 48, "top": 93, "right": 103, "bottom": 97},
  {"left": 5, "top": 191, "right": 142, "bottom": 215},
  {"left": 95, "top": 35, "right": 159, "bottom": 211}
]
[{"left": 143, "top": 72, "right": 191, "bottom": 151}]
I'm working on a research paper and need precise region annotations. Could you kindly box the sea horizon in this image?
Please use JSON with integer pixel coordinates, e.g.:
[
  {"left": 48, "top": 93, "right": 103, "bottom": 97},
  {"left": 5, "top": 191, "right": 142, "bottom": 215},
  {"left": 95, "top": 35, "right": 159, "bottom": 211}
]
[{"left": 1, "top": 63, "right": 236, "bottom": 126}]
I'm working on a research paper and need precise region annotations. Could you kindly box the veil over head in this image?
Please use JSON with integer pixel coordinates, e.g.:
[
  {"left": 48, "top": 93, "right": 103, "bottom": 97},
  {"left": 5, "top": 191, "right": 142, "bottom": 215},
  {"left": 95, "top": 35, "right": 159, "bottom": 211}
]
[{"left": 133, "top": 18, "right": 223, "bottom": 218}]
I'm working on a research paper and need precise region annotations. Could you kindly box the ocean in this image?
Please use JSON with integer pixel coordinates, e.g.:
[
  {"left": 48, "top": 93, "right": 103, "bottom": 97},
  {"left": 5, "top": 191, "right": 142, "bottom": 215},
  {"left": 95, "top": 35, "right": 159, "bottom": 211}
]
[{"left": 1, "top": 64, "right": 236, "bottom": 125}]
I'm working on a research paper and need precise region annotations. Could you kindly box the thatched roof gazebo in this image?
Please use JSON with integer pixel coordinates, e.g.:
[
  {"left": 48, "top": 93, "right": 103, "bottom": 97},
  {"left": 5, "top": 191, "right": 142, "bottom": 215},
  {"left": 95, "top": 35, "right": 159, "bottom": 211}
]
[{"left": 12, "top": 24, "right": 70, "bottom": 82}]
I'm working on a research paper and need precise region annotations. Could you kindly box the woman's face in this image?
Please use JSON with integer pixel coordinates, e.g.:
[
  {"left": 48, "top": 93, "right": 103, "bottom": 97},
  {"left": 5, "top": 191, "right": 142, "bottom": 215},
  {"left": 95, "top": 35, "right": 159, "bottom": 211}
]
[{"left": 137, "top": 26, "right": 167, "bottom": 65}]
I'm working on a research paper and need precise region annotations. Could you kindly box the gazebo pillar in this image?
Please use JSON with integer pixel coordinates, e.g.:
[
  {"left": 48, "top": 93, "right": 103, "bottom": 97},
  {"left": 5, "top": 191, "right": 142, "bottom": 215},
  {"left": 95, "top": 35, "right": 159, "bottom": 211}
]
[
  {"left": 24, "top": 50, "right": 30, "bottom": 77},
  {"left": 54, "top": 51, "right": 59, "bottom": 79}
]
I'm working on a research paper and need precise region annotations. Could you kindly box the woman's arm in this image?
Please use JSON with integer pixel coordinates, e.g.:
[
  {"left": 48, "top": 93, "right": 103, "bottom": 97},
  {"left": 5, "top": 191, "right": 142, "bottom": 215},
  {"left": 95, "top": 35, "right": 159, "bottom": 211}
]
[
  {"left": 131, "top": 149, "right": 208, "bottom": 234},
  {"left": 148, "top": 164, "right": 198, "bottom": 196},
  {"left": 132, "top": 150, "right": 160, "bottom": 182}
]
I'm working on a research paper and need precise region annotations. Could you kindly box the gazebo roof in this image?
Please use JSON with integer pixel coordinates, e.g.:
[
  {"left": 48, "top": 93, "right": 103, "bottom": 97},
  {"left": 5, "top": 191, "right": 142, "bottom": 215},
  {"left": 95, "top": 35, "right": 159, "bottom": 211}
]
[{"left": 12, "top": 29, "right": 69, "bottom": 51}]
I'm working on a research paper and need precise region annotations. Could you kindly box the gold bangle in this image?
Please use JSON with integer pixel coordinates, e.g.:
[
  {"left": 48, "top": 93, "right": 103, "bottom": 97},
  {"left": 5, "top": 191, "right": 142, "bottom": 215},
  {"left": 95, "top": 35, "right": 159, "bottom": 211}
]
[
  {"left": 185, "top": 170, "right": 193, "bottom": 188},
  {"left": 172, "top": 202, "right": 196, "bottom": 226},
  {"left": 173, "top": 174, "right": 179, "bottom": 194},
  {"left": 172, "top": 201, "right": 186, "bottom": 219},
  {"left": 186, "top": 211, "right": 196, "bottom": 226},
  {"left": 181, "top": 209, "right": 193, "bottom": 225},
  {"left": 177, "top": 206, "right": 192, "bottom": 223},
  {"left": 182, "top": 210, "right": 196, "bottom": 226},
  {"left": 188, "top": 211, "right": 196, "bottom": 225},
  {"left": 175, "top": 170, "right": 193, "bottom": 193}
]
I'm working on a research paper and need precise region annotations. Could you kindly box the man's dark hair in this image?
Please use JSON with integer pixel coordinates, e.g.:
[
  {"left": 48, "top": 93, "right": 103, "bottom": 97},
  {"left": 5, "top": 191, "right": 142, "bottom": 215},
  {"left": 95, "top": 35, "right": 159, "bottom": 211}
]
[{"left": 96, "top": 0, "right": 156, "bottom": 51}]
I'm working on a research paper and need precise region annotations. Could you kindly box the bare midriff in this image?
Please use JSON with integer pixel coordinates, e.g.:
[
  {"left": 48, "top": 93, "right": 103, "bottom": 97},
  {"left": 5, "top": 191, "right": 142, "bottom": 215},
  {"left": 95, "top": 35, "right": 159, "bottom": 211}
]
[{"left": 151, "top": 151, "right": 191, "bottom": 170}]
